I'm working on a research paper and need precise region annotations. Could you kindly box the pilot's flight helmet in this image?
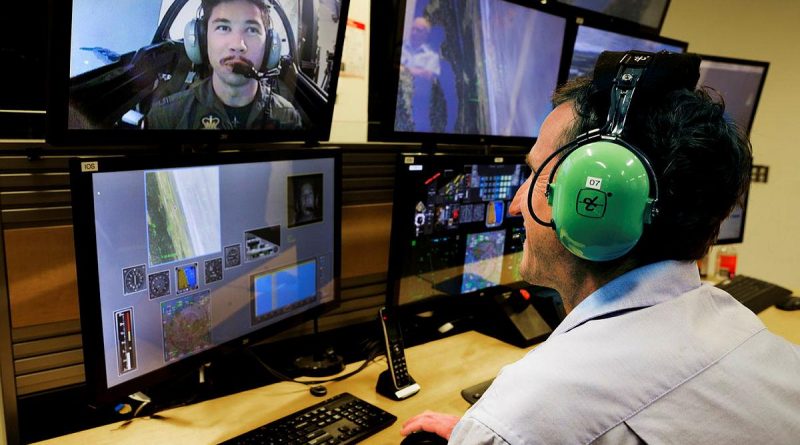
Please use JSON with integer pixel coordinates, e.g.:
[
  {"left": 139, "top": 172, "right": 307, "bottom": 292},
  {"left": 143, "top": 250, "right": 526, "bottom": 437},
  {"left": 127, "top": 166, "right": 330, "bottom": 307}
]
[{"left": 184, "top": 0, "right": 282, "bottom": 73}]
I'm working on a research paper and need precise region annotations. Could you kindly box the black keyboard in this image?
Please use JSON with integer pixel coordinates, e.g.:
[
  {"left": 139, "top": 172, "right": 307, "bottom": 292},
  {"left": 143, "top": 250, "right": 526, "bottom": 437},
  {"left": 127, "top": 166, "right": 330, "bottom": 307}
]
[
  {"left": 715, "top": 274, "right": 793, "bottom": 314},
  {"left": 219, "top": 392, "right": 397, "bottom": 445}
]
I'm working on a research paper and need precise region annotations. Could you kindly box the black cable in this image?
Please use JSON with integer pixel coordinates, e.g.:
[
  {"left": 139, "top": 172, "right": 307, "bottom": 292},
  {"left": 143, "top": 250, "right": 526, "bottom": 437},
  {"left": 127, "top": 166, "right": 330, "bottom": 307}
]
[{"left": 246, "top": 340, "right": 384, "bottom": 386}]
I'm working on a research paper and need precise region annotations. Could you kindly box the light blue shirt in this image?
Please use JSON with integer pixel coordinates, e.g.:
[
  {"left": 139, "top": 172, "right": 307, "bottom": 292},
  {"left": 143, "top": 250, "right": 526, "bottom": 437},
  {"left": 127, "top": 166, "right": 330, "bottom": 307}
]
[{"left": 451, "top": 260, "right": 800, "bottom": 444}]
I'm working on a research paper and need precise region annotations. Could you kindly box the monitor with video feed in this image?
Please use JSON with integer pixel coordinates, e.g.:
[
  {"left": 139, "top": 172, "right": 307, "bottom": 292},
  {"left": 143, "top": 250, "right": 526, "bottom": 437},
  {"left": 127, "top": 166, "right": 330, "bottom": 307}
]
[
  {"left": 46, "top": 0, "right": 350, "bottom": 146},
  {"left": 564, "top": 22, "right": 686, "bottom": 80},
  {"left": 70, "top": 149, "right": 341, "bottom": 402},
  {"left": 554, "top": 0, "right": 671, "bottom": 33},
  {"left": 696, "top": 55, "right": 768, "bottom": 244},
  {"left": 386, "top": 153, "right": 530, "bottom": 313},
  {"left": 368, "top": 0, "right": 567, "bottom": 146}
]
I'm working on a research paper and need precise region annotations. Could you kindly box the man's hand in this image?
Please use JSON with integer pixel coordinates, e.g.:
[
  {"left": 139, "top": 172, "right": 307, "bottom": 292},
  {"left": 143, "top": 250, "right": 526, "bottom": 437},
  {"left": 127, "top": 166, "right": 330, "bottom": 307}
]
[{"left": 401, "top": 411, "right": 461, "bottom": 438}]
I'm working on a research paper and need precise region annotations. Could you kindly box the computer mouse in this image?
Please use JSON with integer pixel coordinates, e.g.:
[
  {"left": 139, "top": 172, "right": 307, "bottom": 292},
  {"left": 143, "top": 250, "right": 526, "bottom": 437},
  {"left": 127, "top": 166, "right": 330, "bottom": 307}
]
[
  {"left": 400, "top": 431, "right": 448, "bottom": 445},
  {"left": 776, "top": 296, "right": 800, "bottom": 311}
]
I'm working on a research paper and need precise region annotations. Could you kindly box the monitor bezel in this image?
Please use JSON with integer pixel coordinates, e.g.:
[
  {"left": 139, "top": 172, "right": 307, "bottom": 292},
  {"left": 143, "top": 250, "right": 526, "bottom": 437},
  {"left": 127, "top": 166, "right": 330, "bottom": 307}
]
[
  {"left": 46, "top": 0, "right": 351, "bottom": 147},
  {"left": 70, "top": 148, "right": 342, "bottom": 403},
  {"left": 385, "top": 151, "right": 531, "bottom": 315},
  {"left": 367, "top": 0, "right": 570, "bottom": 148}
]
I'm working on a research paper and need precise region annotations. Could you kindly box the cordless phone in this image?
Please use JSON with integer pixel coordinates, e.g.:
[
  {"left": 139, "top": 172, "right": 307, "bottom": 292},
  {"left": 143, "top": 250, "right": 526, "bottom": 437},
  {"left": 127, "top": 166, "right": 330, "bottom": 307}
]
[{"left": 376, "top": 306, "right": 420, "bottom": 400}]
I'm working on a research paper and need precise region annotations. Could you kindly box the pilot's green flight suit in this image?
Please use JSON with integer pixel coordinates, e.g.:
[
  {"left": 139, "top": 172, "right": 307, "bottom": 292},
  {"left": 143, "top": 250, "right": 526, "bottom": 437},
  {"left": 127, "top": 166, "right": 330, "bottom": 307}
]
[{"left": 146, "top": 77, "right": 302, "bottom": 130}]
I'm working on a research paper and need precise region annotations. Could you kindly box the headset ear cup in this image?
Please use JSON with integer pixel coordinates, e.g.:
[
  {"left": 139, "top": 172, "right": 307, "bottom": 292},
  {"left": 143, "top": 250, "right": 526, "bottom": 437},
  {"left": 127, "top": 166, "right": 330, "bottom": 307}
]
[
  {"left": 264, "top": 28, "right": 282, "bottom": 71},
  {"left": 184, "top": 18, "right": 207, "bottom": 66},
  {"left": 550, "top": 141, "right": 652, "bottom": 261}
]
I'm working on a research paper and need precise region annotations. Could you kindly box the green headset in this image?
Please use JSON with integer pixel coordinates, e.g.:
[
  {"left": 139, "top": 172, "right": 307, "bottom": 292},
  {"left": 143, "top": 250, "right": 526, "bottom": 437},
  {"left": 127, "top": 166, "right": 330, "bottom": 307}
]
[{"left": 528, "top": 51, "right": 660, "bottom": 262}]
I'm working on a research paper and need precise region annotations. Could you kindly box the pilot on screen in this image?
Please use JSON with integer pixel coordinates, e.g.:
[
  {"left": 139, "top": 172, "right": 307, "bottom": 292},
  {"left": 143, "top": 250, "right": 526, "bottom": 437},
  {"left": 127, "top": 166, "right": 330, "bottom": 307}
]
[{"left": 146, "top": 0, "right": 302, "bottom": 130}]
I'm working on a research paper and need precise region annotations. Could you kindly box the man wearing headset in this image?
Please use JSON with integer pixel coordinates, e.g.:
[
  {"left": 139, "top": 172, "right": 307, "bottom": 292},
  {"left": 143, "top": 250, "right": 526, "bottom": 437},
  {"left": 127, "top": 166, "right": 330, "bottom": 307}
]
[
  {"left": 147, "top": 0, "right": 302, "bottom": 130},
  {"left": 401, "top": 51, "right": 800, "bottom": 443}
]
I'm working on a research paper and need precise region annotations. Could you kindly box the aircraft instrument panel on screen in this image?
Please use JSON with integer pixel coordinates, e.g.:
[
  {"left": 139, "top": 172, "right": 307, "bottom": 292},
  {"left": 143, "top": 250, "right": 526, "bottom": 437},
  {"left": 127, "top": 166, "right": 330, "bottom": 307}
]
[
  {"left": 391, "top": 155, "right": 530, "bottom": 308},
  {"left": 86, "top": 156, "right": 336, "bottom": 389}
]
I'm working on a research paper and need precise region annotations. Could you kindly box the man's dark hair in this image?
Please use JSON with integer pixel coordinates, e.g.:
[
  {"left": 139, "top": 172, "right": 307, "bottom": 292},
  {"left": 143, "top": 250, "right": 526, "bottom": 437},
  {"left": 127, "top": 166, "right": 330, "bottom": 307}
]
[
  {"left": 552, "top": 68, "right": 752, "bottom": 264},
  {"left": 201, "top": 0, "right": 271, "bottom": 29}
]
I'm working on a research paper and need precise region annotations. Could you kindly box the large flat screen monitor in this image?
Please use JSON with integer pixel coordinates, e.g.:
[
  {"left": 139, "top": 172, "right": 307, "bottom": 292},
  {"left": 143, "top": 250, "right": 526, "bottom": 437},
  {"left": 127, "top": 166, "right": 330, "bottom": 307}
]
[
  {"left": 0, "top": 0, "right": 47, "bottom": 139},
  {"left": 555, "top": 0, "right": 671, "bottom": 33},
  {"left": 386, "top": 153, "right": 530, "bottom": 313},
  {"left": 564, "top": 22, "right": 686, "bottom": 80},
  {"left": 697, "top": 55, "right": 769, "bottom": 135},
  {"left": 696, "top": 54, "right": 768, "bottom": 245},
  {"left": 368, "top": 0, "right": 567, "bottom": 146},
  {"left": 70, "top": 149, "right": 341, "bottom": 402},
  {"left": 47, "top": 0, "right": 349, "bottom": 146}
]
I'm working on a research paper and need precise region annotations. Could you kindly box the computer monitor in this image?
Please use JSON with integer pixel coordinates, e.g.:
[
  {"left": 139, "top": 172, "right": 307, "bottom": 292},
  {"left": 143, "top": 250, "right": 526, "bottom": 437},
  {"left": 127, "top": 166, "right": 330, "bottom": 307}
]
[
  {"left": 0, "top": 0, "right": 47, "bottom": 139},
  {"left": 554, "top": 0, "right": 671, "bottom": 33},
  {"left": 368, "top": 0, "right": 567, "bottom": 146},
  {"left": 697, "top": 55, "right": 769, "bottom": 135},
  {"left": 46, "top": 0, "right": 350, "bottom": 146},
  {"left": 386, "top": 153, "right": 530, "bottom": 313},
  {"left": 70, "top": 149, "right": 341, "bottom": 402},
  {"left": 564, "top": 22, "right": 686, "bottom": 80},
  {"left": 696, "top": 55, "right": 768, "bottom": 244}
]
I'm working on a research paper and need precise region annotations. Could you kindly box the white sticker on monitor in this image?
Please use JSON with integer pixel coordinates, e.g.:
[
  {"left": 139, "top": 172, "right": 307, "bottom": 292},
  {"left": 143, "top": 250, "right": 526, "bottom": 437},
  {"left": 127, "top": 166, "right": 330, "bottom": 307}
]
[
  {"left": 81, "top": 161, "right": 99, "bottom": 172},
  {"left": 586, "top": 176, "right": 602, "bottom": 189}
]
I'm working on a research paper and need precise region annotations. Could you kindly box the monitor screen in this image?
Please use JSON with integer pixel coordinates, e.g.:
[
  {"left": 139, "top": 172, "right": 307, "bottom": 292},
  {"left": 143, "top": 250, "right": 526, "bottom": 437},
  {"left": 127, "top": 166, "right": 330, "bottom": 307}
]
[
  {"left": 566, "top": 23, "right": 686, "bottom": 80},
  {"left": 697, "top": 55, "right": 768, "bottom": 245},
  {"left": 387, "top": 153, "right": 530, "bottom": 312},
  {"left": 555, "top": 0, "right": 671, "bottom": 32},
  {"left": 0, "top": 0, "right": 47, "bottom": 139},
  {"left": 697, "top": 55, "right": 769, "bottom": 135},
  {"left": 368, "top": 0, "right": 567, "bottom": 145},
  {"left": 70, "top": 149, "right": 341, "bottom": 402},
  {"left": 47, "top": 0, "right": 350, "bottom": 145}
]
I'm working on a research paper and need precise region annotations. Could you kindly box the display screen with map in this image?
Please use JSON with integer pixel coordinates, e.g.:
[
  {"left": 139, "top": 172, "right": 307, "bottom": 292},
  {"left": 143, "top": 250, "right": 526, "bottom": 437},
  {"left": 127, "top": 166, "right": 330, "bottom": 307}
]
[
  {"left": 386, "top": 153, "right": 529, "bottom": 311},
  {"left": 70, "top": 150, "right": 340, "bottom": 401}
]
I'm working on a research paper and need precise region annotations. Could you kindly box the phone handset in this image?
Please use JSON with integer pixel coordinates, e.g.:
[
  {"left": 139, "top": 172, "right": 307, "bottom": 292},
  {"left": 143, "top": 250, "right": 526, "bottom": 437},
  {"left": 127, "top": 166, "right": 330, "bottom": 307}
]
[{"left": 376, "top": 306, "right": 421, "bottom": 400}]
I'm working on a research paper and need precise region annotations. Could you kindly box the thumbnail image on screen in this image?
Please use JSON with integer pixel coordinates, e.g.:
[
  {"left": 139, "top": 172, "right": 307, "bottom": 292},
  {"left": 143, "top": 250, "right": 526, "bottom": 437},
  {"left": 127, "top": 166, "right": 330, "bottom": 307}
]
[
  {"left": 394, "top": 0, "right": 566, "bottom": 138},
  {"left": 64, "top": 0, "right": 345, "bottom": 133},
  {"left": 390, "top": 155, "right": 530, "bottom": 308},
  {"left": 86, "top": 155, "right": 336, "bottom": 390},
  {"left": 145, "top": 166, "right": 221, "bottom": 266},
  {"left": 568, "top": 24, "right": 685, "bottom": 80}
]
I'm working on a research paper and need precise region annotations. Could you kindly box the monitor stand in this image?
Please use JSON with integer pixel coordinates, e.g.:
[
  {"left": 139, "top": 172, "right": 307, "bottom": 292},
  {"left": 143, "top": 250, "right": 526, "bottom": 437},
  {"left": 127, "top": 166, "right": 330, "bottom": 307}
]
[{"left": 293, "top": 317, "right": 345, "bottom": 377}]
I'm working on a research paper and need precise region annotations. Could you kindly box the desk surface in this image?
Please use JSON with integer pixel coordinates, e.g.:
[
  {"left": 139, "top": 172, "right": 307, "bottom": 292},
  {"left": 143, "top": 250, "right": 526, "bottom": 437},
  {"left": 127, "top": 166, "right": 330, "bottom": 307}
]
[{"left": 37, "top": 307, "right": 799, "bottom": 445}]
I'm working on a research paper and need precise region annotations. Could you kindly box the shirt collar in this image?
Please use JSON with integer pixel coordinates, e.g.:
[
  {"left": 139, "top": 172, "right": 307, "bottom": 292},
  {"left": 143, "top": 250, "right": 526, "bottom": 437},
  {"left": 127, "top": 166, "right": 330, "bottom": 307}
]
[{"left": 551, "top": 260, "right": 702, "bottom": 336}]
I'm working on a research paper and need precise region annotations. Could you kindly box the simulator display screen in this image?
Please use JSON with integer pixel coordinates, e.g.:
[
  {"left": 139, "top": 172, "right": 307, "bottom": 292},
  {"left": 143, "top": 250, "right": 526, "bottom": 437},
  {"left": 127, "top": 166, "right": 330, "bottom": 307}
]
[
  {"left": 89, "top": 156, "right": 336, "bottom": 389},
  {"left": 697, "top": 59, "right": 767, "bottom": 134},
  {"left": 65, "top": 0, "right": 345, "bottom": 131},
  {"left": 556, "top": 0, "right": 670, "bottom": 30},
  {"left": 568, "top": 24, "right": 685, "bottom": 80},
  {"left": 393, "top": 0, "right": 566, "bottom": 138},
  {"left": 391, "top": 155, "right": 529, "bottom": 307},
  {"left": 697, "top": 58, "right": 767, "bottom": 244}
]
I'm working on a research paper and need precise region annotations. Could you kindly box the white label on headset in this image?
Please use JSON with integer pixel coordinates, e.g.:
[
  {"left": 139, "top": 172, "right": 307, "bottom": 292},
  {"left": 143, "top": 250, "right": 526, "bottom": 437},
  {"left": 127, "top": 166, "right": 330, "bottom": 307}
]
[{"left": 586, "top": 176, "right": 602, "bottom": 190}]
